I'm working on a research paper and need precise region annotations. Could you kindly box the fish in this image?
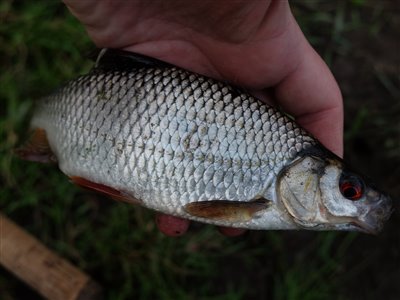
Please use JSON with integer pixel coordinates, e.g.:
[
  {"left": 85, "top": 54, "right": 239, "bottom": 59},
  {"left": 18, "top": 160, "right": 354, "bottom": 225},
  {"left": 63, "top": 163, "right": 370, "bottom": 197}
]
[{"left": 16, "top": 48, "right": 392, "bottom": 233}]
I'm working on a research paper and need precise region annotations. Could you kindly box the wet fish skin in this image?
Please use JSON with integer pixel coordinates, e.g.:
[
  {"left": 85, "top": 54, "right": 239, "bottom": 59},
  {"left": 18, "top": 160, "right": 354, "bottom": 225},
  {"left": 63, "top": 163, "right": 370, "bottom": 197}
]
[{"left": 25, "top": 49, "right": 392, "bottom": 232}]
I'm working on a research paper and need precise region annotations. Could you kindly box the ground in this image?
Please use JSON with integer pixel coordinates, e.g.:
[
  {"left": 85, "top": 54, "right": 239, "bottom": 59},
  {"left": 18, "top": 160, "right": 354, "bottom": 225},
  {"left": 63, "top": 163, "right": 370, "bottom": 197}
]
[{"left": 0, "top": 1, "right": 399, "bottom": 299}]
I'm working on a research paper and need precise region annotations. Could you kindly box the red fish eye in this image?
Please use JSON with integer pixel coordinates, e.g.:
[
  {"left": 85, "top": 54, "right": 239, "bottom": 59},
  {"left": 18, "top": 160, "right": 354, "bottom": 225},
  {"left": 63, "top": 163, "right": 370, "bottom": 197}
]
[{"left": 340, "top": 180, "right": 363, "bottom": 200}]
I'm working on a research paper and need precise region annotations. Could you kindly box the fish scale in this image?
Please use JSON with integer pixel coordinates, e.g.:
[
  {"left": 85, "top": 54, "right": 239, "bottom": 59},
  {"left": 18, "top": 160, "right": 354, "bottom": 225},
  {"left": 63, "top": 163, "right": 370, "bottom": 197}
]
[{"left": 31, "top": 64, "right": 315, "bottom": 219}]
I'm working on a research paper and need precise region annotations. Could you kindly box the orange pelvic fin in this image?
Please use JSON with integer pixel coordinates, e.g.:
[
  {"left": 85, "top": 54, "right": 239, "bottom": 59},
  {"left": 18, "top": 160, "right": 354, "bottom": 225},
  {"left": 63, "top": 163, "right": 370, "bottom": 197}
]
[
  {"left": 69, "top": 176, "right": 140, "bottom": 204},
  {"left": 14, "top": 128, "right": 57, "bottom": 163},
  {"left": 184, "top": 199, "right": 270, "bottom": 222}
]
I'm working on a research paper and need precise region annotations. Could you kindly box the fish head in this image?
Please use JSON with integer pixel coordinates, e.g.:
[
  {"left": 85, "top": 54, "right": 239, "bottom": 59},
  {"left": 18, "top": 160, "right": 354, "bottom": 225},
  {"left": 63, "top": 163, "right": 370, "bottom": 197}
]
[{"left": 277, "top": 153, "right": 392, "bottom": 233}]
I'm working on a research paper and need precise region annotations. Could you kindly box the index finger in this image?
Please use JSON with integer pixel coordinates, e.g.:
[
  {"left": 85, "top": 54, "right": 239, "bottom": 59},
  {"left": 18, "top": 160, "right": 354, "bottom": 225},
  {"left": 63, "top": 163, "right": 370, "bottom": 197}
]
[{"left": 274, "top": 24, "right": 343, "bottom": 157}]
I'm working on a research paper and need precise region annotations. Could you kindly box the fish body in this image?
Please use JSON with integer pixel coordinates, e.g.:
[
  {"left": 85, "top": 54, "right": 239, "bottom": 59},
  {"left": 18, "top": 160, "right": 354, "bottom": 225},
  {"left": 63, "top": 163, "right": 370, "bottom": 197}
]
[{"left": 19, "top": 49, "right": 392, "bottom": 232}]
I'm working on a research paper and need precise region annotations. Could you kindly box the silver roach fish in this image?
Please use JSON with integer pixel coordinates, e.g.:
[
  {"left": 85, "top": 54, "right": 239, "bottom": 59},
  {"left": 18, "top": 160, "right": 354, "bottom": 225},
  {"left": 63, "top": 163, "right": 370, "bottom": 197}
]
[{"left": 17, "top": 49, "right": 392, "bottom": 233}]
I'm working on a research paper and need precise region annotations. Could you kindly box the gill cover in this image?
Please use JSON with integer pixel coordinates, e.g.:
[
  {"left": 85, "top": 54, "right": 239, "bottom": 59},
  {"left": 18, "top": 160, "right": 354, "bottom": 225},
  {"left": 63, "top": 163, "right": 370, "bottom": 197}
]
[{"left": 277, "top": 156, "right": 327, "bottom": 227}]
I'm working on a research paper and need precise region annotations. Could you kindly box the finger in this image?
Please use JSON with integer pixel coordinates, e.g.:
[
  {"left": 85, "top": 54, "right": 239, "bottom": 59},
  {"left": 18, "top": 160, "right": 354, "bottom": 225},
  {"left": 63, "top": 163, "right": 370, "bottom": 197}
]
[
  {"left": 218, "top": 226, "right": 247, "bottom": 237},
  {"left": 274, "top": 19, "right": 343, "bottom": 157},
  {"left": 155, "top": 213, "right": 190, "bottom": 237}
]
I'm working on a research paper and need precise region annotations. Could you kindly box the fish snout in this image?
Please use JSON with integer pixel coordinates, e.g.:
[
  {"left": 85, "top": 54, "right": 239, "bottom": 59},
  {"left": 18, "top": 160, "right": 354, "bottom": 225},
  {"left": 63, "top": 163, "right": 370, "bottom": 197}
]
[{"left": 356, "top": 192, "right": 393, "bottom": 234}]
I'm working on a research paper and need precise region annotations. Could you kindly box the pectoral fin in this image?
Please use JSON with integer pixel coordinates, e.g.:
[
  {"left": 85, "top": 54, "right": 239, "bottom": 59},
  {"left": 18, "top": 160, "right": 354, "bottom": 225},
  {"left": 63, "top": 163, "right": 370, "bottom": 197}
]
[
  {"left": 184, "top": 199, "right": 271, "bottom": 222},
  {"left": 69, "top": 176, "right": 141, "bottom": 204},
  {"left": 14, "top": 128, "right": 57, "bottom": 163}
]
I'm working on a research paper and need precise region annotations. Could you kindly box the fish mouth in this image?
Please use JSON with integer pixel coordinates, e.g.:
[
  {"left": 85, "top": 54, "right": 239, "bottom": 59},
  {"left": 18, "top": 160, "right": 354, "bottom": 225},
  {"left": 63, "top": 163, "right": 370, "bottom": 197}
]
[
  {"left": 351, "top": 220, "right": 380, "bottom": 235},
  {"left": 352, "top": 194, "right": 393, "bottom": 234}
]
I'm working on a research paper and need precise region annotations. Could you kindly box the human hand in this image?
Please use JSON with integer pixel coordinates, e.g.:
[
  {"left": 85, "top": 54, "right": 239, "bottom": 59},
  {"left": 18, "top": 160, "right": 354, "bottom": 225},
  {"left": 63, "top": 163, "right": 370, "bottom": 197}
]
[{"left": 63, "top": 0, "right": 343, "bottom": 236}]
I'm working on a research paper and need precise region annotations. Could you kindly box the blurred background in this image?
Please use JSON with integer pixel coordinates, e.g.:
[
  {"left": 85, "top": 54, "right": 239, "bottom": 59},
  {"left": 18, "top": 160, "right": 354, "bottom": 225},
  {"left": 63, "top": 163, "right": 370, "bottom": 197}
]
[{"left": 1, "top": 0, "right": 399, "bottom": 299}]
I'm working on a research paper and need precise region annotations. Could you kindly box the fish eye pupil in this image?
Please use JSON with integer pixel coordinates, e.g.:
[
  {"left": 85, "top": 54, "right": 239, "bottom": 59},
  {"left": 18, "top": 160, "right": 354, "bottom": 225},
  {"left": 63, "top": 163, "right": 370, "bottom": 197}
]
[
  {"left": 343, "top": 184, "right": 357, "bottom": 198},
  {"left": 339, "top": 174, "right": 364, "bottom": 201}
]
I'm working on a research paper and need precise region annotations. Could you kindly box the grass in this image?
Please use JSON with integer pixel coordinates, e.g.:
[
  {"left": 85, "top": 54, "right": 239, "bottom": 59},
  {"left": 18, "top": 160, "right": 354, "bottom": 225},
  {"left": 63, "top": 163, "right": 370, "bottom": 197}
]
[{"left": 1, "top": 1, "right": 399, "bottom": 299}]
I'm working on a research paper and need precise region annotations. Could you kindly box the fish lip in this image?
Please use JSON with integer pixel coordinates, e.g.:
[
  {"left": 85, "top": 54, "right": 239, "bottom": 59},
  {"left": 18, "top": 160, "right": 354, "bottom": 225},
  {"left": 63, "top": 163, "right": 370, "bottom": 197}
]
[
  {"left": 353, "top": 194, "right": 393, "bottom": 234},
  {"left": 351, "top": 220, "right": 380, "bottom": 235}
]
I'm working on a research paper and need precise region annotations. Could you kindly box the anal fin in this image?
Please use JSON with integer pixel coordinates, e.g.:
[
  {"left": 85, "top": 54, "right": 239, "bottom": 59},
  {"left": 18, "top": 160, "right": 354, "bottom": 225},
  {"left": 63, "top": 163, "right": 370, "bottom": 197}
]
[
  {"left": 14, "top": 128, "right": 57, "bottom": 163},
  {"left": 184, "top": 199, "right": 271, "bottom": 223},
  {"left": 69, "top": 176, "right": 141, "bottom": 204}
]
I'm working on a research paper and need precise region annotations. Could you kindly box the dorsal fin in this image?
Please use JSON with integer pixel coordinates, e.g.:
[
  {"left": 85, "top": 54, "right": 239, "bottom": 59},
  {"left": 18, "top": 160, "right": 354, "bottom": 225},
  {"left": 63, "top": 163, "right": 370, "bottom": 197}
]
[{"left": 89, "top": 48, "right": 172, "bottom": 71}]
